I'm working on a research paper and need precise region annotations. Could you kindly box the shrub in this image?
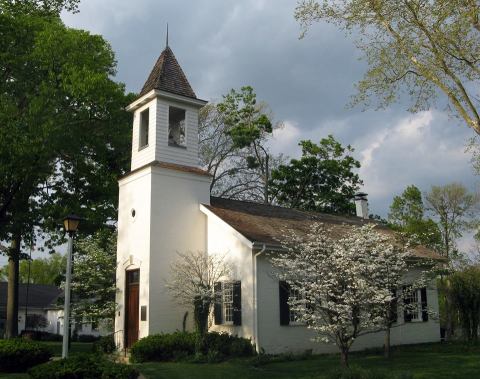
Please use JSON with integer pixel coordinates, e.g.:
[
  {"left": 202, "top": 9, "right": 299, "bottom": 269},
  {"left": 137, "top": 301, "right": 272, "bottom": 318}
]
[
  {"left": 28, "top": 353, "right": 138, "bottom": 379},
  {"left": 77, "top": 334, "right": 100, "bottom": 343},
  {"left": 0, "top": 339, "right": 52, "bottom": 372},
  {"left": 130, "top": 331, "right": 255, "bottom": 363},
  {"left": 130, "top": 332, "right": 197, "bottom": 363},
  {"left": 20, "top": 330, "right": 62, "bottom": 342},
  {"left": 197, "top": 332, "right": 255, "bottom": 357},
  {"left": 93, "top": 334, "right": 117, "bottom": 354}
]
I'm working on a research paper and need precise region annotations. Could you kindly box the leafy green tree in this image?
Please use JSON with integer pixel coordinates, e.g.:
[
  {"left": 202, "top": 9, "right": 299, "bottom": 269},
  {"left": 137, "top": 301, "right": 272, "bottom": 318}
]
[
  {"left": 425, "top": 183, "right": 479, "bottom": 261},
  {"left": 270, "top": 136, "right": 362, "bottom": 214},
  {"left": 295, "top": 0, "right": 480, "bottom": 134},
  {"left": 0, "top": 253, "right": 65, "bottom": 285},
  {"left": 70, "top": 228, "right": 117, "bottom": 329},
  {"left": 449, "top": 266, "right": 480, "bottom": 341},
  {"left": 0, "top": 0, "right": 80, "bottom": 15},
  {"left": 425, "top": 183, "right": 478, "bottom": 341},
  {"left": 388, "top": 185, "right": 442, "bottom": 249},
  {"left": 216, "top": 86, "right": 278, "bottom": 203},
  {"left": 200, "top": 87, "right": 284, "bottom": 203},
  {"left": 0, "top": 2, "right": 132, "bottom": 337}
]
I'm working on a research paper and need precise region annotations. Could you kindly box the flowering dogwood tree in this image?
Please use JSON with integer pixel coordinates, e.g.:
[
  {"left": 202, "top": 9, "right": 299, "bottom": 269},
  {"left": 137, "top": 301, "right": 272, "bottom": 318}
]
[
  {"left": 71, "top": 229, "right": 117, "bottom": 330},
  {"left": 166, "top": 251, "right": 231, "bottom": 336},
  {"left": 271, "top": 223, "right": 423, "bottom": 366}
]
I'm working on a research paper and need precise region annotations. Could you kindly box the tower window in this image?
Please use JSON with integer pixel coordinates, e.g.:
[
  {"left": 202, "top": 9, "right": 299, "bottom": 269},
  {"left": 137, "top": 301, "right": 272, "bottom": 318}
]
[
  {"left": 168, "top": 106, "right": 186, "bottom": 148},
  {"left": 139, "top": 108, "right": 149, "bottom": 149}
]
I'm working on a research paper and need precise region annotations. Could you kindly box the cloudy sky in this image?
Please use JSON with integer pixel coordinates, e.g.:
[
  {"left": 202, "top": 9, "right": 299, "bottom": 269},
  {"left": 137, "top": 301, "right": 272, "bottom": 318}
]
[{"left": 61, "top": 1, "right": 476, "bottom": 223}]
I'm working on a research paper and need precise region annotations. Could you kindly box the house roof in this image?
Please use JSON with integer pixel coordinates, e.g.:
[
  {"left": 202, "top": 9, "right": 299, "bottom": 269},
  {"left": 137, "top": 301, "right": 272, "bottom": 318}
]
[
  {"left": 139, "top": 46, "right": 197, "bottom": 99},
  {"left": 204, "top": 197, "right": 444, "bottom": 261},
  {"left": 0, "top": 283, "right": 61, "bottom": 309}
]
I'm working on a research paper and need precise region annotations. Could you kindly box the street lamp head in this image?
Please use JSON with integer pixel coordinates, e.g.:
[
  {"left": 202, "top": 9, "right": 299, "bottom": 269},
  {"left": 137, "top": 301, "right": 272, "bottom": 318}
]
[{"left": 63, "top": 214, "right": 82, "bottom": 234}]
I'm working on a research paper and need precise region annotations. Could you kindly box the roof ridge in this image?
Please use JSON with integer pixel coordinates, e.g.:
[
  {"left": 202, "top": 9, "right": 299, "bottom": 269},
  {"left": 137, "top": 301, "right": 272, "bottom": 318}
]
[{"left": 209, "top": 196, "right": 363, "bottom": 221}]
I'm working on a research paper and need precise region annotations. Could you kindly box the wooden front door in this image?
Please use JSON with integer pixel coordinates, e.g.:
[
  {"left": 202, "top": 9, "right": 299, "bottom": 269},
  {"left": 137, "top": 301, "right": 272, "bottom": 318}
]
[{"left": 125, "top": 269, "right": 140, "bottom": 348}]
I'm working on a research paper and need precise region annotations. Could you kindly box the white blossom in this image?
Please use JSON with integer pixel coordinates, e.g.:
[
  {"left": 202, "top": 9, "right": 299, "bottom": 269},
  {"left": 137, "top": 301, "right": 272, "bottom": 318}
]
[{"left": 270, "top": 223, "right": 423, "bottom": 365}]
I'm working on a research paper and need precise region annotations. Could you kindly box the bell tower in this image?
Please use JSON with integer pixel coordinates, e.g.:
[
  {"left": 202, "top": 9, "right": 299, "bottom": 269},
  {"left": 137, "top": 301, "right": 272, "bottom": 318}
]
[
  {"left": 115, "top": 45, "right": 211, "bottom": 348},
  {"left": 126, "top": 46, "right": 207, "bottom": 170}
]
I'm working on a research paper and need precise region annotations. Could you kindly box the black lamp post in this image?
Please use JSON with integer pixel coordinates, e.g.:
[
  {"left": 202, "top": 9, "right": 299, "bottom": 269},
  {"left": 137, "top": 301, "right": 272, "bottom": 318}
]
[{"left": 62, "top": 214, "right": 81, "bottom": 358}]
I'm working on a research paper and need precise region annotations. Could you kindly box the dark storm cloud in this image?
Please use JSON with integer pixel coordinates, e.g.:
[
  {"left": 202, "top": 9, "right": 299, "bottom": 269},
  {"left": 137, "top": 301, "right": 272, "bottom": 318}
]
[{"left": 63, "top": 0, "right": 478, "bottom": 221}]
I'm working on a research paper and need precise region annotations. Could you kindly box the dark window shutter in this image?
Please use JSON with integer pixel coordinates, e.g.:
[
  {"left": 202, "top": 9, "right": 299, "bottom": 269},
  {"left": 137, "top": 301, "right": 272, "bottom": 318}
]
[
  {"left": 233, "top": 281, "right": 242, "bottom": 326},
  {"left": 421, "top": 287, "right": 428, "bottom": 322},
  {"left": 403, "top": 286, "right": 412, "bottom": 323},
  {"left": 279, "top": 281, "right": 290, "bottom": 326},
  {"left": 214, "top": 282, "right": 222, "bottom": 325},
  {"left": 389, "top": 288, "right": 398, "bottom": 324}
]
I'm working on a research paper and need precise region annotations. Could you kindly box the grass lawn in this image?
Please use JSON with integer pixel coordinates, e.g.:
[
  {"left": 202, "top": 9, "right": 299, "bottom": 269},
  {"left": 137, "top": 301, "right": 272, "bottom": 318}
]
[
  {"left": 137, "top": 343, "right": 480, "bottom": 379},
  {"left": 1, "top": 342, "right": 479, "bottom": 379}
]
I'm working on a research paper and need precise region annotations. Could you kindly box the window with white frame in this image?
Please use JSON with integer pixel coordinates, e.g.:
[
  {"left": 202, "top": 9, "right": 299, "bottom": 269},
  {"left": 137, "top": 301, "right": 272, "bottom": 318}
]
[
  {"left": 404, "top": 288, "right": 423, "bottom": 322},
  {"left": 223, "top": 282, "right": 234, "bottom": 324},
  {"left": 289, "top": 287, "right": 304, "bottom": 323},
  {"left": 214, "top": 280, "right": 241, "bottom": 326}
]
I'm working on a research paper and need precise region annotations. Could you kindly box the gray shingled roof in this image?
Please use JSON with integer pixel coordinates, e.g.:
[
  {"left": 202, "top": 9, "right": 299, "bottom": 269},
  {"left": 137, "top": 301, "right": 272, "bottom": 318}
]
[
  {"left": 0, "top": 283, "right": 61, "bottom": 309},
  {"left": 139, "top": 46, "right": 197, "bottom": 99},
  {"left": 204, "top": 197, "right": 444, "bottom": 261}
]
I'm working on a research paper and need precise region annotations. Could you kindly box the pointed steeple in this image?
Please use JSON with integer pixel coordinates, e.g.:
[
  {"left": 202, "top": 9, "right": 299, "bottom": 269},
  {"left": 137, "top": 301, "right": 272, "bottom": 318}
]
[{"left": 139, "top": 46, "right": 197, "bottom": 99}]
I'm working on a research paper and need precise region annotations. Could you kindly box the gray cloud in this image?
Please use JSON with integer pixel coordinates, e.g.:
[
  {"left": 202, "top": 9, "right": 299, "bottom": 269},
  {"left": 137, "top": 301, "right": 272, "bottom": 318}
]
[{"left": 62, "top": 0, "right": 478, "bottom": 222}]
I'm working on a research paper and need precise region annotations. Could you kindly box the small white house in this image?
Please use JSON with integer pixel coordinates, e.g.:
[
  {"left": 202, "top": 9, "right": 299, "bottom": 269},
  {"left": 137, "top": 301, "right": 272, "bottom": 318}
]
[
  {"left": 0, "top": 283, "right": 61, "bottom": 336},
  {"left": 0, "top": 283, "right": 108, "bottom": 338},
  {"left": 115, "top": 45, "right": 443, "bottom": 353}
]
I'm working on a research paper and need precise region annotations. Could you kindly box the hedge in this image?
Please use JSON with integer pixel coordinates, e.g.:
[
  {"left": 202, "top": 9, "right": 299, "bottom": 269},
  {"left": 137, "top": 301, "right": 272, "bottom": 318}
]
[
  {"left": 0, "top": 339, "right": 52, "bottom": 372},
  {"left": 130, "top": 332, "right": 196, "bottom": 363},
  {"left": 130, "top": 331, "right": 255, "bottom": 363},
  {"left": 20, "top": 330, "right": 62, "bottom": 342},
  {"left": 28, "top": 353, "right": 139, "bottom": 379}
]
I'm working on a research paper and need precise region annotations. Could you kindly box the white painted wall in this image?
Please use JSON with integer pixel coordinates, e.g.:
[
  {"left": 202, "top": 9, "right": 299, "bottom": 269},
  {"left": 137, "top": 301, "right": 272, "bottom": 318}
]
[
  {"left": 115, "top": 167, "right": 152, "bottom": 347},
  {"left": 148, "top": 166, "right": 210, "bottom": 334},
  {"left": 16, "top": 309, "right": 50, "bottom": 333},
  {"left": 45, "top": 309, "right": 108, "bottom": 337},
  {"left": 115, "top": 165, "right": 211, "bottom": 347},
  {"left": 256, "top": 257, "right": 441, "bottom": 354},
  {"left": 203, "top": 208, "right": 255, "bottom": 342},
  {"left": 131, "top": 100, "right": 157, "bottom": 171}
]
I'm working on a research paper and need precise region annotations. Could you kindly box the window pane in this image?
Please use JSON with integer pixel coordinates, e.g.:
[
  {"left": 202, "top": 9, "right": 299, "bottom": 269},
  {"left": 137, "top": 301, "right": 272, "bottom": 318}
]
[
  {"left": 139, "top": 108, "right": 149, "bottom": 148},
  {"left": 289, "top": 288, "right": 303, "bottom": 322},
  {"left": 168, "top": 107, "right": 186, "bottom": 147},
  {"left": 223, "top": 282, "right": 233, "bottom": 323},
  {"left": 406, "top": 288, "right": 420, "bottom": 321},
  {"left": 127, "top": 270, "right": 140, "bottom": 284}
]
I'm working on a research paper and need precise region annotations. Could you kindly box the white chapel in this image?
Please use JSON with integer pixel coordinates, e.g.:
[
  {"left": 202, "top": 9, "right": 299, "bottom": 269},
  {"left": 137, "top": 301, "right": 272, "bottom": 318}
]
[{"left": 115, "top": 46, "right": 442, "bottom": 353}]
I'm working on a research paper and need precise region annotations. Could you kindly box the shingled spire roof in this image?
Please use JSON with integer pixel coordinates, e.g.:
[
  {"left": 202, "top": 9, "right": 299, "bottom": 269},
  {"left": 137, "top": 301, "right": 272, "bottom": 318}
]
[{"left": 139, "top": 46, "right": 197, "bottom": 99}]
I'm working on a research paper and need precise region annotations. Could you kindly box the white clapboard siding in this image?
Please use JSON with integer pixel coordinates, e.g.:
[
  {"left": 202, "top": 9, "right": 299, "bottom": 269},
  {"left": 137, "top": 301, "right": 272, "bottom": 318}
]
[
  {"left": 131, "top": 100, "right": 157, "bottom": 170},
  {"left": 131, "top": 97, "right": 200, "bottom": 171}
]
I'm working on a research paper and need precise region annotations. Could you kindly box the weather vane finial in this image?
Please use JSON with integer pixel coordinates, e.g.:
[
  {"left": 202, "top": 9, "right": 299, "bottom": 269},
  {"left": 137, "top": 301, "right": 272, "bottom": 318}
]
[{"left": 166, "top": 23, "right": 169, "bottom": 47}]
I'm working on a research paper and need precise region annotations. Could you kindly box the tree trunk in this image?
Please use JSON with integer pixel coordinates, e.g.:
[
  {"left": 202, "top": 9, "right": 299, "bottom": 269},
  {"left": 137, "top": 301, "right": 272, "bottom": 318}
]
[
  {"left": 193, "top": 297, "right": 209, "bottom": 336},
  {"left": 445, "top": 294, "right": 454, "bottom": 341},
  {"left": 340, "top": 347, "right": 349, "bottom": 367},
  {"left": 6, "top": 236, "right": 20, "bottom": 339},
  {"left": 263, "top": 153, "right": 270, "bottom": 204},
  {"left": 384, "top": 327, "right": 391, "bottom": 358}
]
